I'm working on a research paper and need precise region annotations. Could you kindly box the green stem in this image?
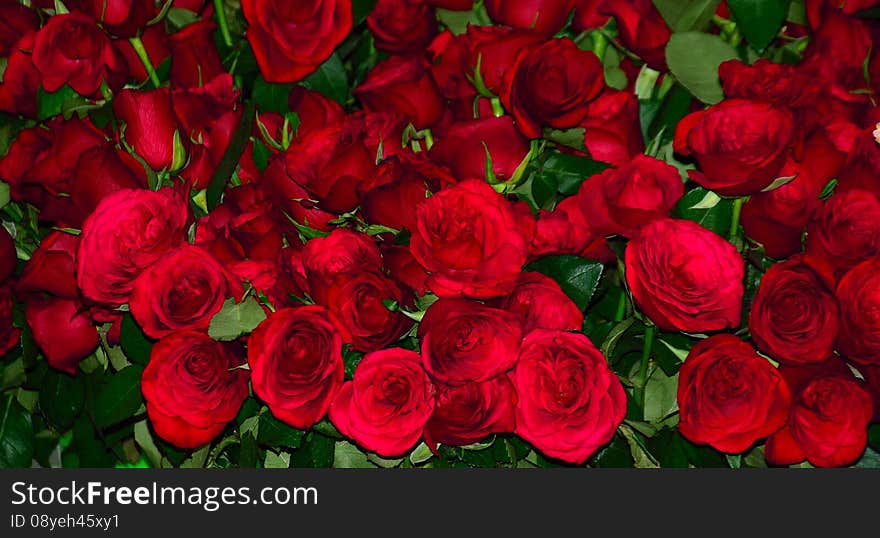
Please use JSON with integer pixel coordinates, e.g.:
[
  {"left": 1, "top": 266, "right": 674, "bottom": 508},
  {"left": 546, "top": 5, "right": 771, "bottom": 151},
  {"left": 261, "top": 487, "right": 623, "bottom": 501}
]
[
  {"left": 729, "top": 197, "right": 744, "bottom": 242},
  {"left": 613, "top": 292, "right": 626, "bottom": 322},
  {"left": 213, "top": 0, "right": 233, "bottom": 48},
  {"left": 129, "top": 36, "right": 160, "bottom": 88},
  {"left": 634, "top": 324, "right": 655, "bottom": 409},
  {"left": 490, "top": 97, "right": 504, "bottom": 117}
]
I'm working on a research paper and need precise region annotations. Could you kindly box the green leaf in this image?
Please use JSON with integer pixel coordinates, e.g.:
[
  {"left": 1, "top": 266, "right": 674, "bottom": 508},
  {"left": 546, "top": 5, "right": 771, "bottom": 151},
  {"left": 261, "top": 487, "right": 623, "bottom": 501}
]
[
  {"left": 37, "top": 85, "right": 81, "bottom": 121},
  {"left": 543, "top": 128, "right": 587, "bottom": 152},
  {"left": 524, "top": 256, "right": 605, "bottom": 311},
  {"left": 264, "top": 450, "right": 291, "bottom": 468},
  {"left": 207, "top": 296, "right": 268, "bottom": 341},
  {"left": 93, "top": 365, "right": 145, "bottom": 429},
  {"left": 537, "top": 152, "right": 612, "bottom": 196},
  {"left": 591, "top": 434, "right": 635, "bottom": 468},
  {"left": 665, "top": 32, "right": 739, "bottom": 105},
  {"left": 673, "top": 187, "right": 734, "bottom": 236},
  {"left": 257, "top": 412, "right": 305, "bottom": 450},
  {"left": 531, "top": 170, "right": 557, "bottom": 210},
  {"left": 352, "top": 0, "right": 378, "bottom": 24},
  {"left": 120, "top": 313, "right": 153, "bottom": 365},
  {"left": 291, "top": 432, "right": 335, "bottom": 468},
  {"left": 851, "top": 447, "right": 880, "bottom": 468},
  {"left": 302, "top": 53, "right": 348, "bottom": 105},
  {"left": 436, "top": 5, "right": 490, "bottom": 35},
  {"left": 39, "top": 370, "right": 85, "bottom": 430},
  {"left": 727, "top": 0, "right": 791, "bottom": 51},
  {"left": 409, "top": 442, "right": 434, "bottom": 465},
  {"left": 643, "top": 368, "right": 679, "bottom": 423},
  {"left": 760, "top": 174, "right": 797, "bottom": 193},
  {"left": 166, "top": 6, "right": 199, "bottom": 29},
  {"left": 0, "top": 394, "right": 34, "bottom": 467},
  {"left": 252, "top": 78, "right": 294, "bottom": 114},
  {"left": 333, "top": 440, "right": 377, "bottom": 468},
  {"left": 653, "top": 0, "right": 722, "bottom": 32}
]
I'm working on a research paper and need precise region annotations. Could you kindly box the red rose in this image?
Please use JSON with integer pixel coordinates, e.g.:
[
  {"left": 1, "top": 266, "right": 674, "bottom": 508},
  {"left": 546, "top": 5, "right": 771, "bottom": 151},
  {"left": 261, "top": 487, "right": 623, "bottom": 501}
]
[
  {"left": 485, "top": 0, "right": 575, "bottom": 36},
  {"left": 677, "top": 335, "right": 791, "bottom": 453},
  {"left": 500, "top": 38, "right": 604, "bottom": 138},
  {"left": 0, "top": 3, "right": 39, "bottom": 56},
  {"left": 367, "top": 0, "right": 437, "bottom": 53},
  {"left": 129, "top": 245, "right": 243, "bottom": 339},
  {"left": 467, "top": 26, "right": 544, "bottom": 97},
  {"left": 0, "top": 32, "right": 41, "bottom": 118},
  {"left": 287, "top": 86, "right": 345, "bottom": 142},
  {"left": 513, "top": 329, "right": 626, "bottom": 464},
  {"left": 241, "top": 0, "right": 352, "bottom": 83},
  {"left": 114, "top": 88, "right": 184, "bottom": 173},
  {"left": 116, "top": 25, "right": 170, "bottom": 85},
  {"left": 674, "top": 99, "right": 795, "bottom": 196},
  {"left": 429, "top": 116, "right": 530, "bottom": 183},
  {"left": 425, "top": 0, "right": 472, "bottom": 8},
  {"left": 358, "top": 157, "right": 432, "bottom": 234},
  {"left": 18, "top": 231, "right": 79, "bottom": 300},
  {"left": 410, "top": 179, "right": 529, "bottom": 299},
  {"left": 248, "top": 306, "right": 345, "bottom": 429},
  {"left": 836, "top": 257, "right": 880, "bottom": 366},
  {"left": 806, "top": 189, "right": 880, "bottom": 280},
  {"left": 142, "top": 331, "right": 249, "bottom": 448},
  {"left": 598, "top": 0, "right": 670, "bottom": 70},
  {"left": 577, "top": 155, "right": 683, "bottom": 237},
  {"left": 26, "top": 297, "right": 99, "bottom": 375},
  {"left": 719, "top": 59, "right": 819, "bottom": 109},
  {"left": 381, "top": 245, "right": 429, "bottom": 296},
  {"left": 625, "top": 218, "right": 744, "bottom": 332},
  {"left": 355, "top": 55, "right": 444, "bottom": 129},
  {"left": 500, "top": 272, "right": 583, "bottom": 334},
  {"left": 419, "top": 298, "right": 522, "bottom": 384},
  {"left": 530, "top": 196, "right": 597, "bottom": 258},
  {"left": 69, "top": 145, "right": 147, "bottom": 225},
  {"left": 67, "top": 0, "right": 156, "bottom": 37},
  {"left": 765, "top": 375, "right": 873, "bottom": 467},
  {"left": 32, "top": 12, "right": 128, "bottom": 96},
  {"left": 424, "top": 376, "right": 517, "bottom": 448},
  {"left": 426, "top": 30, "right": 475, "bottom": 102},
  {"left": 167, "top": 21, "right": 226, "bottom": 88},
  {"left": 580, "top": 89, "right": 644, "bottom": 167},
  {"left": 316, "top": 270, "right": 412, "bottom": 353},
  {"left": 0, "top": 285, "right": 21, "bottom": 358},
  {"left": 301, "top": 228, "right": 382, "bottom": 287},
  {"left": 572, "top": 0, "right": 609, "bottom": 30},
  {"left": 330, "top": 348, "right": 435, "bottom": 457},
  {"left": 749, "top": 257, "right": 839, "bottom": 366},
  {"left": 77, "top": 188, "right": 188, "bottom": 307},
  {"left": 0, "top": 227, "right": 15, "bottom": 285}
]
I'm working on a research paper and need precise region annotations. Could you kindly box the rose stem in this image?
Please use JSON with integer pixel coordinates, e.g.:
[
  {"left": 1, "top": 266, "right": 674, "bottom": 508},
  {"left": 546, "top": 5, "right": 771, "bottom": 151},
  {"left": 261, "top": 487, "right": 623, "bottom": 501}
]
[
  {"left": 129, "top": 36, "right": 161, "bottom": 89},
  {"left": 634, "top": 324, "right": 655, "bottom": 410},
  {"left": 213, "top": 0, "right": 234, "bottom": 48},
  {"left": 728, "top": 197, "right": 744, "bottom": 243}
]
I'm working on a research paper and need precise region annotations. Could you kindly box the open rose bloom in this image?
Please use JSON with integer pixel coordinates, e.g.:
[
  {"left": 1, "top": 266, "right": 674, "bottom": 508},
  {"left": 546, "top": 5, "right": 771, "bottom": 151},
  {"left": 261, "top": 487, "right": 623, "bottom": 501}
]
[{"left": 0, "top": 0, "right": 879, "bottom": 470}]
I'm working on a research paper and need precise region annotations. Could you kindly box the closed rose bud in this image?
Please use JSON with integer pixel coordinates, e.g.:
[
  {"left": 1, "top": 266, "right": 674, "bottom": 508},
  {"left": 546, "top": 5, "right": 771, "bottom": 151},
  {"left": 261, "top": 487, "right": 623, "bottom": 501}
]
[
  {"left": 367, "top": 0, "right": 437, "bottom": 53},
  {"left": 355, "top": 55, "right": 445, "bottom": 130},
  {"left": 485, "top": 0, "right": 575, "bottom": 36},
  {"left": 114, "top": 88, "right": 185, "bottom": 173},
  {"left": 26, "top": 297, "right": 99, "bottom": 376},
  {"left": 598, "top": 0, "right": 670, "bottom": 70},
  {"left": 429, "top": 116, "right": 530, "bottom": 183}
]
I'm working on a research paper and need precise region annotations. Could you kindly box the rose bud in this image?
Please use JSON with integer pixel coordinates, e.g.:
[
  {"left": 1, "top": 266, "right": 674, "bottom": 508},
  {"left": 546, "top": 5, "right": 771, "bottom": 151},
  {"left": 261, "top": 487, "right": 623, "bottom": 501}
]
[
  {"left": 424, "top": 376, "right": 517, "bottom": 448},
  {"left": 500, "top": 38, "right": 604, "bottom": 139},
  {"left": 500, "top": 272, "right": 584, "bottom": 334},
  {"left": 167, "top": 20, "right": 226, "bottom": 88},
  {"left": 598, "top": 0, "right": 671, "bottom": 70},
  {"left": 513, "top": 329, "right": 626, "bottom": 464},
  {"left": 580, "top": 89, "right": 644, "bottom": 166},
  {"left": 26, "top": 297, "right": 99, "bottom": 375},
  {"left": 315, "top": 270, "right": 413, "bottom": 353},
  {"left": 114, "top": 88, "right": 186, "bottom": 173},
  {"left": 677, "top": 335, "right": 791, "bottom": 453},
  {"left": 485, "top": 0, "right": 575, "bottom": 36},
  {"left": 77, "top": 188, "right": 188, "bottom": 307},
  {"left": 129, "top": 245, "right": 243, "bottom": 339},
  {"left": 427, "top": 30, "right": 479, "bottom": 102},
  {"left": 288, "top": 86, "right": 345, "bottom": 142},
  {"left": 749, "top": 256, "right": 839, "bottom": 366},
  {"left": 32, "top": 12, "right": 129, "bottom": 96},
  {"left": 0, "top": 285, "right": 21, "bottom": 357},
  {"left": 765, "top": 375, "right": 873, "bottom": 467},
  {"left": 248, "top": 306, "right": 345, "bottom": 429},
  {"left": 806, "top": 189, "right": 880, "bottom": 280},
  {"left": 429, "top": 116, "right": 530, "bottom": 183},
  {"left": 467, "top": 26, "right": 544, "bottom": 97},
  {"left": 625, "top": 218, "right": 744, "bottom": 332},
  {"left": 572, "top": 0, "right": 610, "bottom": 30},
  {"left": 529, "top": 196, "right": 597, "bottom": 259},
  {"left": 0, "top": 33, "right": 41, "bottom": 118},
  {"left": 142, "top": 331, "right": 249, "bottom": 448},
  {"left": 836, "top": 257, "right": 880, "bottom": 366},
  {"left": 577, "top": 155, "right": 683, "bottom": 237},
  {"left": 358, "top": 157, "right": 432, "bottom": 233},
  {"left": 355, "top": 55, "right": 445, "bottom": 129},
  {"left": 242, "top": 0, "right": 352, "bottom": 83},
  {"left": 301, "top": 228, "right": 383, "bottom": 287},
  {"left": 330, "top": 348, "right": 435, "bottom": 457},
  {"left": 410, "top": 179, "right": 530, "bottom": 299},
  {"left": 67, "top": 0, "right": 156, "bottom": 38},
  {"left": 18, "top": 231, "right": 79, "bottom": 300},
  {"left": 418, "top": 298, "right": 522, "bottom": 385},
  {"left": 262, "top": 158, "right": 337, "bottom": 233},
  {"left": 674, "top": 99, "right": 795, "bottom": 196},
  {"left": 367, "top": 0, "right": 437, "bottom": 54}
]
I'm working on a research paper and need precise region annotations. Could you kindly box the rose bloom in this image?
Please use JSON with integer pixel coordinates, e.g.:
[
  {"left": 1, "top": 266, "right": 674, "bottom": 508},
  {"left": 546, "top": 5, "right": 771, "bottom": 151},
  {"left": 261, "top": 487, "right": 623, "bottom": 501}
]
[
  {"left": 429, "top": 116, "right": 530, "bottom": 183},
  {"left": 423, "top": 376, "right": 517, "bottom": 448},
  {"left": 836, "top": 257, "right": 880, "bottom": 366},
  {"left": 76, "top": 188, "right": 188, "bottom": 307},
  {"left": 410, "top": 179, "right": 529, "bottom": 299},
  {"left": 142, "top": 331, "right": 249, "bottom": 448},
  {"left": 248, "top": 306, "right": 345, "bottom": 429},
  {"left": 806, "top": 189, "right": 880, "bottom": 280},
  {"left": 419, "top": 298, "right": 522, "bottom": 385},
  {"left": 513, "top": 329, "right": 626, "bottom": 464},
  {"left": 241, "top": 0, "right": 352, "bottom": 83},
  {"left": 677, "top": 335, "right": 791, "bottom": 453},
  {"left": 674, "top": 99, "right": 794, "bottom": 196},
  {"left": 749, "top": 256, "right": 839, "bottom": 365},
  {"left": 330, "top": 348, "right": 435, "bottom": 457},
  {"left": 499, "top": 272, "right": 583, "bottom": 334},
  {"left": 484, "top": 0, "right": 575, "bottom": 36},
  {"left": 625, "top": 218, "right": 743, "bottom": 332}
]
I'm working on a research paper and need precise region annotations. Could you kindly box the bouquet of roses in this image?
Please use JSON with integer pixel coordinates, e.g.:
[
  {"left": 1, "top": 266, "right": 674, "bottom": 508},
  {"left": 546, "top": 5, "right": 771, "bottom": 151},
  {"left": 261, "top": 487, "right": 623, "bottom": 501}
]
[{"left": 0, "top": 0, "right": 878, "bottom": 469}]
